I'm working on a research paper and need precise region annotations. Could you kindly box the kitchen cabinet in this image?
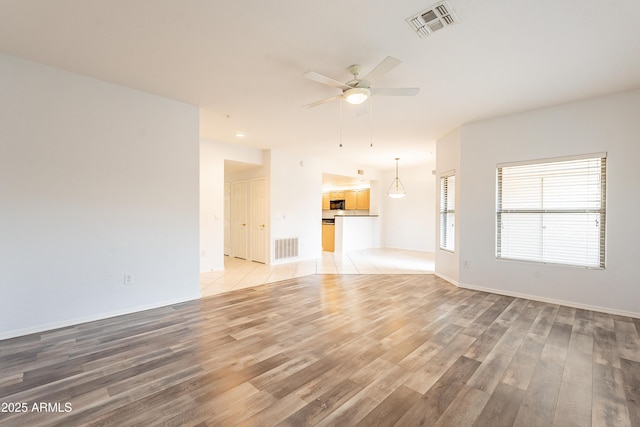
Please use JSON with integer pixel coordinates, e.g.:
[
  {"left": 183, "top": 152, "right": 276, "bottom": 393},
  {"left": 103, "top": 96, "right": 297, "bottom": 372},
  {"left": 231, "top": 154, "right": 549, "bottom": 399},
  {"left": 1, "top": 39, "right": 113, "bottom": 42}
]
[
  {"left": 330, "top": 190, "right": 345, "bottom": 200},
  {"left": 356, "top": 189, "right": 370, "bottom": 210},
  {"left": 322, "top": 192, "right": 330, "bottom": 210},
  {"left": 323, "top": 188, "right": 369, "bottom": 210},
  {"left": 322, "top": 224, "right": 335, "bottom": 252},
  {"left": 346, "top": 189, "right": 369, "bottom": 210},
  {"left": 345, "top": 190, "right": 357, "bottom": 210}
]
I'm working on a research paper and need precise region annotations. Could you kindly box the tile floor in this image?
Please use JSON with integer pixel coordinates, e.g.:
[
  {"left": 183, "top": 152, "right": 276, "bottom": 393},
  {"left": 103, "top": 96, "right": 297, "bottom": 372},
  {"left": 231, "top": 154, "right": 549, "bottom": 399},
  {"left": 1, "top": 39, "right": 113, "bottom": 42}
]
[{"left": 200, "top": 247, "right": 435, "bottom": 297}]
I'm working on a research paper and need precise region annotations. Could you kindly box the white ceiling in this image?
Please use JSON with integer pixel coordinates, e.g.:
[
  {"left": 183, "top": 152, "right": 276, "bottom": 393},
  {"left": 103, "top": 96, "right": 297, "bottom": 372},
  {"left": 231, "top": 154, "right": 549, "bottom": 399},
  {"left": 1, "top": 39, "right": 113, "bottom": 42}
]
[
  {"left": 2, "top": 0, "right": 639, "bottom": 171},
  {"left": 322, "top": 173, "right": 371, "bottom": 191}
]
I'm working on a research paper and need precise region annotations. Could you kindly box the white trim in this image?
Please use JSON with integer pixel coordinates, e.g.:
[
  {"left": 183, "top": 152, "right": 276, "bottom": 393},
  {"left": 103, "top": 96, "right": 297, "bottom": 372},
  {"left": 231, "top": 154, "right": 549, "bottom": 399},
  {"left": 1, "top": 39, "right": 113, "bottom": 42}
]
[
  {"left": 0, "top": 294, "right": 201, "bottom": 341},
  {"left": 497, "top": 151, "right": 607, "bottom": 168},
  {"left": 456, "top": 281, "right": 640, "bottom": 320},
  {"left": 439, "top": 169, "right": 456, "bottom": 179},
  {"left": 434, "top": 272, "right": 460, "bottom": 287}
]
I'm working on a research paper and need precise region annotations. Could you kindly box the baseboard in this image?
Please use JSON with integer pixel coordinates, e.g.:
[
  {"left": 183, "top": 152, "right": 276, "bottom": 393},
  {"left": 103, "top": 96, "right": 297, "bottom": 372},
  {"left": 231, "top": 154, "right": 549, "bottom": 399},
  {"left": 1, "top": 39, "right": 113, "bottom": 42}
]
[
  {"left": 434, "top": 272, "right": 460, "bottom": 287},
  {"left": 269, "top": 255, "right": 319, "bottom": 266},
  {"left": 457, "top": 282, "right": 640, "bottom": 320},
  {"left": 0, "top": 293, "right": 201, "bottom": 341}
]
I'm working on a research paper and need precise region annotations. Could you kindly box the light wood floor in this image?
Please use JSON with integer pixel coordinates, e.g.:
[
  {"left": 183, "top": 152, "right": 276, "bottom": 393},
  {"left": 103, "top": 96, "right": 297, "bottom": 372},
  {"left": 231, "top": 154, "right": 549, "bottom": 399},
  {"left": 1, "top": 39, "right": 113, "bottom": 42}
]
[
  {"left": 201, "top": 248, "right": 435, "bottom": 297},
  {"left": 1, "top": 274, "right": 639, "bottom": 426}
]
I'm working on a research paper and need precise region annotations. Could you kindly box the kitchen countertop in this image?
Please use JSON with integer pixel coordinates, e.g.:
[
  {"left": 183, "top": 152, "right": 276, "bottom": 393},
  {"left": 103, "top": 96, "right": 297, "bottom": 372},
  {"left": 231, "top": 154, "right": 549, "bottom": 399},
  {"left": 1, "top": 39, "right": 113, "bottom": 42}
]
[{"left": 333, "top": 214, "right": 379, "bottom": 217}]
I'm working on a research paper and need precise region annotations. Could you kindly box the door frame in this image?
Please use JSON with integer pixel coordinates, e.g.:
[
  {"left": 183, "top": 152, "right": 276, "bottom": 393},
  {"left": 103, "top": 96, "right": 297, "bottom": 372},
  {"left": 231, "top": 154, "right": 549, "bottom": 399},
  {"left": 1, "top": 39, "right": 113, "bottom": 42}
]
[{"left": 227, "top": 177, "right": 269, "bottom": 263}]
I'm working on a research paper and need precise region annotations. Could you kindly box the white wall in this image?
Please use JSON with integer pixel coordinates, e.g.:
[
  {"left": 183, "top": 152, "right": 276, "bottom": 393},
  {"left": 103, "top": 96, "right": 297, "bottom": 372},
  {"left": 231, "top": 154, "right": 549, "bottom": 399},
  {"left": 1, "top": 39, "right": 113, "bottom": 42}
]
[
  {"left": 269, "top": 149, "right": 325, "bottom": 262},
  {"left": 201, "top": 142, "right": 434, "bottom": 268},
  {"left": 451, "top": 90, "right": 640, "bottom": 317},
  {"left": 380, "top": 163, "right": 436, "bottom": 252},
  {"left": 0, "top": 54, "right": 201, "bottom": 339},
  {"left": 435, "top": 128, "right": 461, "bottom": 284},
  {"left": 200, "top": 143, "right": 385, "bottom": 267},
  {"left": 269, "top": 149, "right": 384, "bottom": 263}
]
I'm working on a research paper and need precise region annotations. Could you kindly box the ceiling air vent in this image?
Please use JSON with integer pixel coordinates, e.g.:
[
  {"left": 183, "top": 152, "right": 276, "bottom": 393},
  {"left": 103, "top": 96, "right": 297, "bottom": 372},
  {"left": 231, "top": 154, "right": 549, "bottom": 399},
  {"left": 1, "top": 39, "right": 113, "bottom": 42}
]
[{"left": 407, "top": 1, "right": 457, "bottom": 38}]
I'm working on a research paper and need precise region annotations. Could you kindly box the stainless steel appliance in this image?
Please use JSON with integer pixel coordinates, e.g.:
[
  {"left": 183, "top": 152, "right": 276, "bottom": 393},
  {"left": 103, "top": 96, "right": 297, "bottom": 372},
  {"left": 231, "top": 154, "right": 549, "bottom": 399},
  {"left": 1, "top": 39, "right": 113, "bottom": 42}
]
[{"left": 329, "top": 199, "right": 345, "bottom": 210}]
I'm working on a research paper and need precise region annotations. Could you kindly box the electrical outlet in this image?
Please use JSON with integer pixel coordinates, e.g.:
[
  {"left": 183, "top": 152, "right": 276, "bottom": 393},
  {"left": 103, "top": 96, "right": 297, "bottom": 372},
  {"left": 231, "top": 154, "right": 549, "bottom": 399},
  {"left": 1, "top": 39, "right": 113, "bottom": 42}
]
[
  {"left": 124, "top": 274, "right": 133, "bottom": 285},
  {"left": 463, "top": 260, "right": 470, "bottom": 268}
]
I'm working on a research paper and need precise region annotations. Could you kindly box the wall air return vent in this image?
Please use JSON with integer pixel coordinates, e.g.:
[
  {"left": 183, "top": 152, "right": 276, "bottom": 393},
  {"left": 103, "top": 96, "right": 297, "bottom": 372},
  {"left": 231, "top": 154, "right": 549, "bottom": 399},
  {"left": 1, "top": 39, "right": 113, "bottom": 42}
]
[
  {"left": 407, "top": 1, "right": 457, "bottom": 38},
  {"left": 274, "top": 237, "right": 299, "bottom": 260}
]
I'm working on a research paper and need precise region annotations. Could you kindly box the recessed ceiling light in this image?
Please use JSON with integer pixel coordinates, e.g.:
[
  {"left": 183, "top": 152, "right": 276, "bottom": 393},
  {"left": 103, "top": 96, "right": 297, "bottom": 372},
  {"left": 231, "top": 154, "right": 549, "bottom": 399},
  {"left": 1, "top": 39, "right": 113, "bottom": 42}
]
[{"left": 235, "top": 132, "right": 245, "bottom": 138}]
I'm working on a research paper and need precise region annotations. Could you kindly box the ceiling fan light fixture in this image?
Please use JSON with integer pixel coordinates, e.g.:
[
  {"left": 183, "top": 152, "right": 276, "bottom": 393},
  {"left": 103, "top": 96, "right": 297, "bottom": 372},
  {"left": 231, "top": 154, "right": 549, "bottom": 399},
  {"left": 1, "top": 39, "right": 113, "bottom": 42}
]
[
  {"left": 344, "top": 87, "right": 370, "bottom": 105},
  {"left": 303, "top": 57, "right": 419, "bottom": 109}
]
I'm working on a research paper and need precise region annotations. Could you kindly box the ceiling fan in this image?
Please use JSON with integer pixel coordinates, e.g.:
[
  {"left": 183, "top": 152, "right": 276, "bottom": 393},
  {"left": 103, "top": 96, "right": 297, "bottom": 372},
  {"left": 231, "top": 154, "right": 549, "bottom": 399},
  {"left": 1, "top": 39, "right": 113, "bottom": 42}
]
[{"left": 303, "top": 56, "right": 420, "bottom": 109}]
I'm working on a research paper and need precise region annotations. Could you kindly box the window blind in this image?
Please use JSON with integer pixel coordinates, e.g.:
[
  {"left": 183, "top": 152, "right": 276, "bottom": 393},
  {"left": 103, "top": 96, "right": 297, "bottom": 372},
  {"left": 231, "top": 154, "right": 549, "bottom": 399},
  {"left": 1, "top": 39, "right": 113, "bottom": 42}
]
[
  {"left": 440, "top": 174, "right": 455, "bottom": 251},
  {"left": 496, "top": 154, "right": 606, "bottom": 268}
]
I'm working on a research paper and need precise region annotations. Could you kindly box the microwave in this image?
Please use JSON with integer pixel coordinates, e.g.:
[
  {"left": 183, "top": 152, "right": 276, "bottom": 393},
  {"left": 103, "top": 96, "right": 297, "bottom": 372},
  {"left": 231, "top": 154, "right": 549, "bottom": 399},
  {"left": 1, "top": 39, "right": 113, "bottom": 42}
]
[{"left": 330, "top": 199, "right": 345, "bottom": 210}]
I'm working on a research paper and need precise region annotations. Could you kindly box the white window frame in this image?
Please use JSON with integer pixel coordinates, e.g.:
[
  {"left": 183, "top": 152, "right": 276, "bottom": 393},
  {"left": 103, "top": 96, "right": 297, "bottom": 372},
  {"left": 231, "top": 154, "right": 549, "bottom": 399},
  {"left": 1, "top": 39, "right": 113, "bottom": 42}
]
[
  {"left": 496, "top": 153, "right": 607, "bottom": 269},
  {"left": 439, "top": 172, "right": 456, "bottom": 252}
]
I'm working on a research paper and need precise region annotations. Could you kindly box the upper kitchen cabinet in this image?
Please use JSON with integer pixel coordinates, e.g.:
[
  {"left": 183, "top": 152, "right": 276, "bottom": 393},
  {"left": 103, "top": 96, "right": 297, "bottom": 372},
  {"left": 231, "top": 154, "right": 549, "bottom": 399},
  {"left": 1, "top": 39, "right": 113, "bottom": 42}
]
[
  {"left": 322, "top": 192, "right": 330, "bottom": 210},
  {"left": 330, "top": 190, "right": 345, "bottom": 200},
  {"left": 345, "top": 190, "right": 357, "bottom": 210},
  {"left": 322, "top": 172, "right": 371, "bottom": 211},
  {"left": 356, "top": 189, "right": 370, "bottom": 210},
  {"left": 345, "top": 189, "right": 369, "bottom": 210}
]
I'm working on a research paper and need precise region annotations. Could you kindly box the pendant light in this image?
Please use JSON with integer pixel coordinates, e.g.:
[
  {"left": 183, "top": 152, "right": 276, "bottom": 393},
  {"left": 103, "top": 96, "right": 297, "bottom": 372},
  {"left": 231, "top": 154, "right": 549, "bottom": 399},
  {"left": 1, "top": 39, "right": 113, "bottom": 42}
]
[{"left": 387, "top": 158, "right": 406, "bottom": 198}]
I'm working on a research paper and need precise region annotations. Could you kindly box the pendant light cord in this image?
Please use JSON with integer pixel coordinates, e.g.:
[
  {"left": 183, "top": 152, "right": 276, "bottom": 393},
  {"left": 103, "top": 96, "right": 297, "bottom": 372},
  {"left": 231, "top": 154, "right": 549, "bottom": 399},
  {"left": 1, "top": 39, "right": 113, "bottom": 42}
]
[{"left": 387, "top": 157, "right": 406, "bottom": 198}]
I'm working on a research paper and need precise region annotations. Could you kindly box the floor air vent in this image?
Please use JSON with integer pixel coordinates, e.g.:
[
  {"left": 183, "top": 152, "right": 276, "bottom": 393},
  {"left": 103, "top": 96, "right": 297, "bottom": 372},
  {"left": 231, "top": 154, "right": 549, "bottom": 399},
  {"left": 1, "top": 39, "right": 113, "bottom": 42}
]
[
  {"left": 407, "top": 1, "right": 457, "bottom": 38},
  {"left": 274, "top": 238, "right": 299, "bottom": 260}
]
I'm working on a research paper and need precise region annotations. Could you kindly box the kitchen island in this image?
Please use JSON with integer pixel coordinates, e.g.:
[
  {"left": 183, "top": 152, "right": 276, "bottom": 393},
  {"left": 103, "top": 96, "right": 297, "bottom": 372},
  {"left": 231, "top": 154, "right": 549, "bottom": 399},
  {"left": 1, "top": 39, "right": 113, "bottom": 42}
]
[{"left": 334, "top": 215, "right": 379, "bottom": 254}]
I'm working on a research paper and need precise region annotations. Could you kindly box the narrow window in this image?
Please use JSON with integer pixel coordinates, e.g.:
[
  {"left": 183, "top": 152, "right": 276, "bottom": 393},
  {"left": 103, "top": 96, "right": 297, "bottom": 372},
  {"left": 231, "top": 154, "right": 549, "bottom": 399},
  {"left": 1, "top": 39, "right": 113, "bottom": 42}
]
[
  {"left": 496, "top": 154, "right": 606, "bottom": 268},
  {"left": 440, "top": 173, "right": 456, "bottom": 251}
]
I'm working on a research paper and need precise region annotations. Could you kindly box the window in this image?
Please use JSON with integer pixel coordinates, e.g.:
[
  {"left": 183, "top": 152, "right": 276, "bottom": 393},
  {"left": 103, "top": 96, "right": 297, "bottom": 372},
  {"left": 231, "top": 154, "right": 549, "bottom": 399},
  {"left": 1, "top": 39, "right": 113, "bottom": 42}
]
[
  {"left": 496, "top": 153, "right": 606, "bottom": 268},
  {"left": 440, "top": 173, "right": 455, "bottom": 251}
]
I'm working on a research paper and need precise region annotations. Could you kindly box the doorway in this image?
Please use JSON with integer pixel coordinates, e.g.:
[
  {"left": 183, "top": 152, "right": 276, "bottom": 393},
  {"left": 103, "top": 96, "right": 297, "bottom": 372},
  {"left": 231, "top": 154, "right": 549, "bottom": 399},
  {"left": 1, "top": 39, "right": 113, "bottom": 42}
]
[
  {"left": 249, "top": 178, "right": 268, "bottom": 263},
  {"left": 226, "top": 177, "right": 269, "bottom": 263},
  {"left": 231, "top": 181, "right": 248, "bottom": 259}
]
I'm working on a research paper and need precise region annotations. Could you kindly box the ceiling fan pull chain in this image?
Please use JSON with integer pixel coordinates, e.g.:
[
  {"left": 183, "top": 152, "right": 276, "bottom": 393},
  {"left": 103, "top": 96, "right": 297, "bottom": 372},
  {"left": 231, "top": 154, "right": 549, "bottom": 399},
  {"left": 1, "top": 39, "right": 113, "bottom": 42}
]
[
  {"left": 370, "top": 97, "right": 374, "bottom": 148},
  {"left": 339, "top": 97, "right": 343, "bottom": 148}
]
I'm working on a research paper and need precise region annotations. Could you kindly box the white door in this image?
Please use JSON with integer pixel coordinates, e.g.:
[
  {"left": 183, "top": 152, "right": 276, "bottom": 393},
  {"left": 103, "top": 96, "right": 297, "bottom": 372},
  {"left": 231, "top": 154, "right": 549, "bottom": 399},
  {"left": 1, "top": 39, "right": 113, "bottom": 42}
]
[
  {"left": 224, "top": 183, "right": 231, "bottom": 256},
  {"left": 232, "top": 181, "right": 248, "bottom": 259},
  {"left": 250, "top": 178, "right": 268, "bottom": 263}
]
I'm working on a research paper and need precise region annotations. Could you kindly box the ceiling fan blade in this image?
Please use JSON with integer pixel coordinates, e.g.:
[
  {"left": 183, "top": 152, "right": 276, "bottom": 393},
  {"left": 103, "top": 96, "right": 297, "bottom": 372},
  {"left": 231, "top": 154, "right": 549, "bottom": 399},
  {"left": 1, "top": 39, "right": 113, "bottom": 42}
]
[
  {"left": 303, "top": 95, "right": 342, "bottom": 109},
  {"left": 370, "top": 87, "right": 420, "bottom": 96},
  {"left": 361, "top": 56, "right": 402, "bottom": 83},
  {"left": 303, "top": 71, "right": 351, "bottom": 90}
]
